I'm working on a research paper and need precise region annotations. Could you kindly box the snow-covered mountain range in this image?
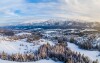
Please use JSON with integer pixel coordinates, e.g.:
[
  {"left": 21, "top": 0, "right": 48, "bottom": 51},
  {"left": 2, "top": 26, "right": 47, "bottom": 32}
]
[{"left": 1, "top": 19, "right": 100, "bottom": 30}]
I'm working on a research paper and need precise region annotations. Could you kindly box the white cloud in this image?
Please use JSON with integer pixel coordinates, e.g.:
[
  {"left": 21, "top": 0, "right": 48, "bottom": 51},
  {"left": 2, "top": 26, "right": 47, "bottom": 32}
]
[
  {"left": 61, "top": 0, "right": 100, "bottom": 21},
  {"left": 0, "top": 0, "right": 100, "bottom": 24}
]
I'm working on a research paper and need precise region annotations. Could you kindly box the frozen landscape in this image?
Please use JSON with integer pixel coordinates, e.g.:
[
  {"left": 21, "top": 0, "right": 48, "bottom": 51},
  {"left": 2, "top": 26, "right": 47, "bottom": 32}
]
[
  {"left": 0, "top": 0, "right": 100, "bottom": 63},
  {"left": 0, "top": 32, "right": 60, "bottom": 63},
  {"left": 68, "top": 42, "right": 100, "bottom": 62},
  {"left": 0, "top": 27, "right": 99, "bottom": 63}
]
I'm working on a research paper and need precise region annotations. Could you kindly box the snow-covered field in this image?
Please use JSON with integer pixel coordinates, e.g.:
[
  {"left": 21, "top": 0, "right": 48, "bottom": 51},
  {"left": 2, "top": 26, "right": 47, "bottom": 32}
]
[
  {"left": 0, "top": 59, "right": 62, "bottom": 63},
  {"left": 0, "top": 38, "right": 54, "bottom": 54},
  {"left": 45, "top": 30, "right": 56, "bottom": 34},
  {"left": 67, "top": 42, "right": 100, "bottom": 63},
  {"left": 15, "top": 32, "right": 31, "bottom": 36},
  {"left": 0, "top": 34, "right": 59, "bottom": 63},
  {"left": 0, "top": 31, "right": 100, "bottom": 63}
]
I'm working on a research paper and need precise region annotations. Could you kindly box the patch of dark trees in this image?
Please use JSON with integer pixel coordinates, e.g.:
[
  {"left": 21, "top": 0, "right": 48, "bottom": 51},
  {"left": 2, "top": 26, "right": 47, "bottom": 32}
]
[
  {"left": 69, "top": 37, "right": 100, "bottom": 51},
  {"left": 0, "top": 29, "right": 14, "bottom": 36}
]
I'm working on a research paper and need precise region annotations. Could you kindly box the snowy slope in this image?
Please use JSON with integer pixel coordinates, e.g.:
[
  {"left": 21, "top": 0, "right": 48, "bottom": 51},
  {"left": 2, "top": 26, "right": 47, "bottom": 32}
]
[
  {"left": 67, "top": 42, "right": 100, "bottom": 63},
  {"left": 0, "top": 59, "right": 62, "bottom": 63},
  {"left": 0, "top": 38, "right": 54, "bottom": 55}
]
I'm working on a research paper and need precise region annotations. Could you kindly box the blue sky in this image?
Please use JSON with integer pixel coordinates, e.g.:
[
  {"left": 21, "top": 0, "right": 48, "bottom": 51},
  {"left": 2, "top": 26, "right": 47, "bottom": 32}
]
[
  {"left": 0, "top": 0, "right": 100, "bottom": 25},
  {"left": 26, "top": 0, "right": 58, "bottom": 3}
]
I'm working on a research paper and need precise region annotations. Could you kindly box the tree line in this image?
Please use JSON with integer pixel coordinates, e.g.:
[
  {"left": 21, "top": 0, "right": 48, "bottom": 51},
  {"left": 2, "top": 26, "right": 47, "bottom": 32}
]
[{"left": 0, "top": 43, "right": 98, "bottom": 63}]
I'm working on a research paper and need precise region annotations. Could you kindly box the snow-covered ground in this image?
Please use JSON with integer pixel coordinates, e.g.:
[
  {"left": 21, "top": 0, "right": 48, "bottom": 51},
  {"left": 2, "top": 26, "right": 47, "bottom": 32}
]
[
  {"left": 0, "top": 35, "right": 58, "bottom": 63},
  {"left": 67, "top": 42, "right": 100, "bottom": 63},
  {"left": 0, "top": 59, "right": 62, "bottom": 63},
  {"left": 0, "top": 38, "right": 54, "bottom": 54},
  {"left": 15, "top": 32, "right": 31, "bottom": 36},
  {"left": 81, "top": 29, "right": 98, "bottom": 32},
  {"left": 45, "top": 30, "right": 56, "bottom": 34},
  {"left": 0, "top": 31, "right": 100, "bottom": 63}
]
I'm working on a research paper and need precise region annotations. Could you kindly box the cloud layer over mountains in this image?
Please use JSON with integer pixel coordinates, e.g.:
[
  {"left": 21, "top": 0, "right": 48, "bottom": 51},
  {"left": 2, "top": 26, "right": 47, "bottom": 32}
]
[{"left": 0, "top": 0, "right": 100, "bottom": 25}]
